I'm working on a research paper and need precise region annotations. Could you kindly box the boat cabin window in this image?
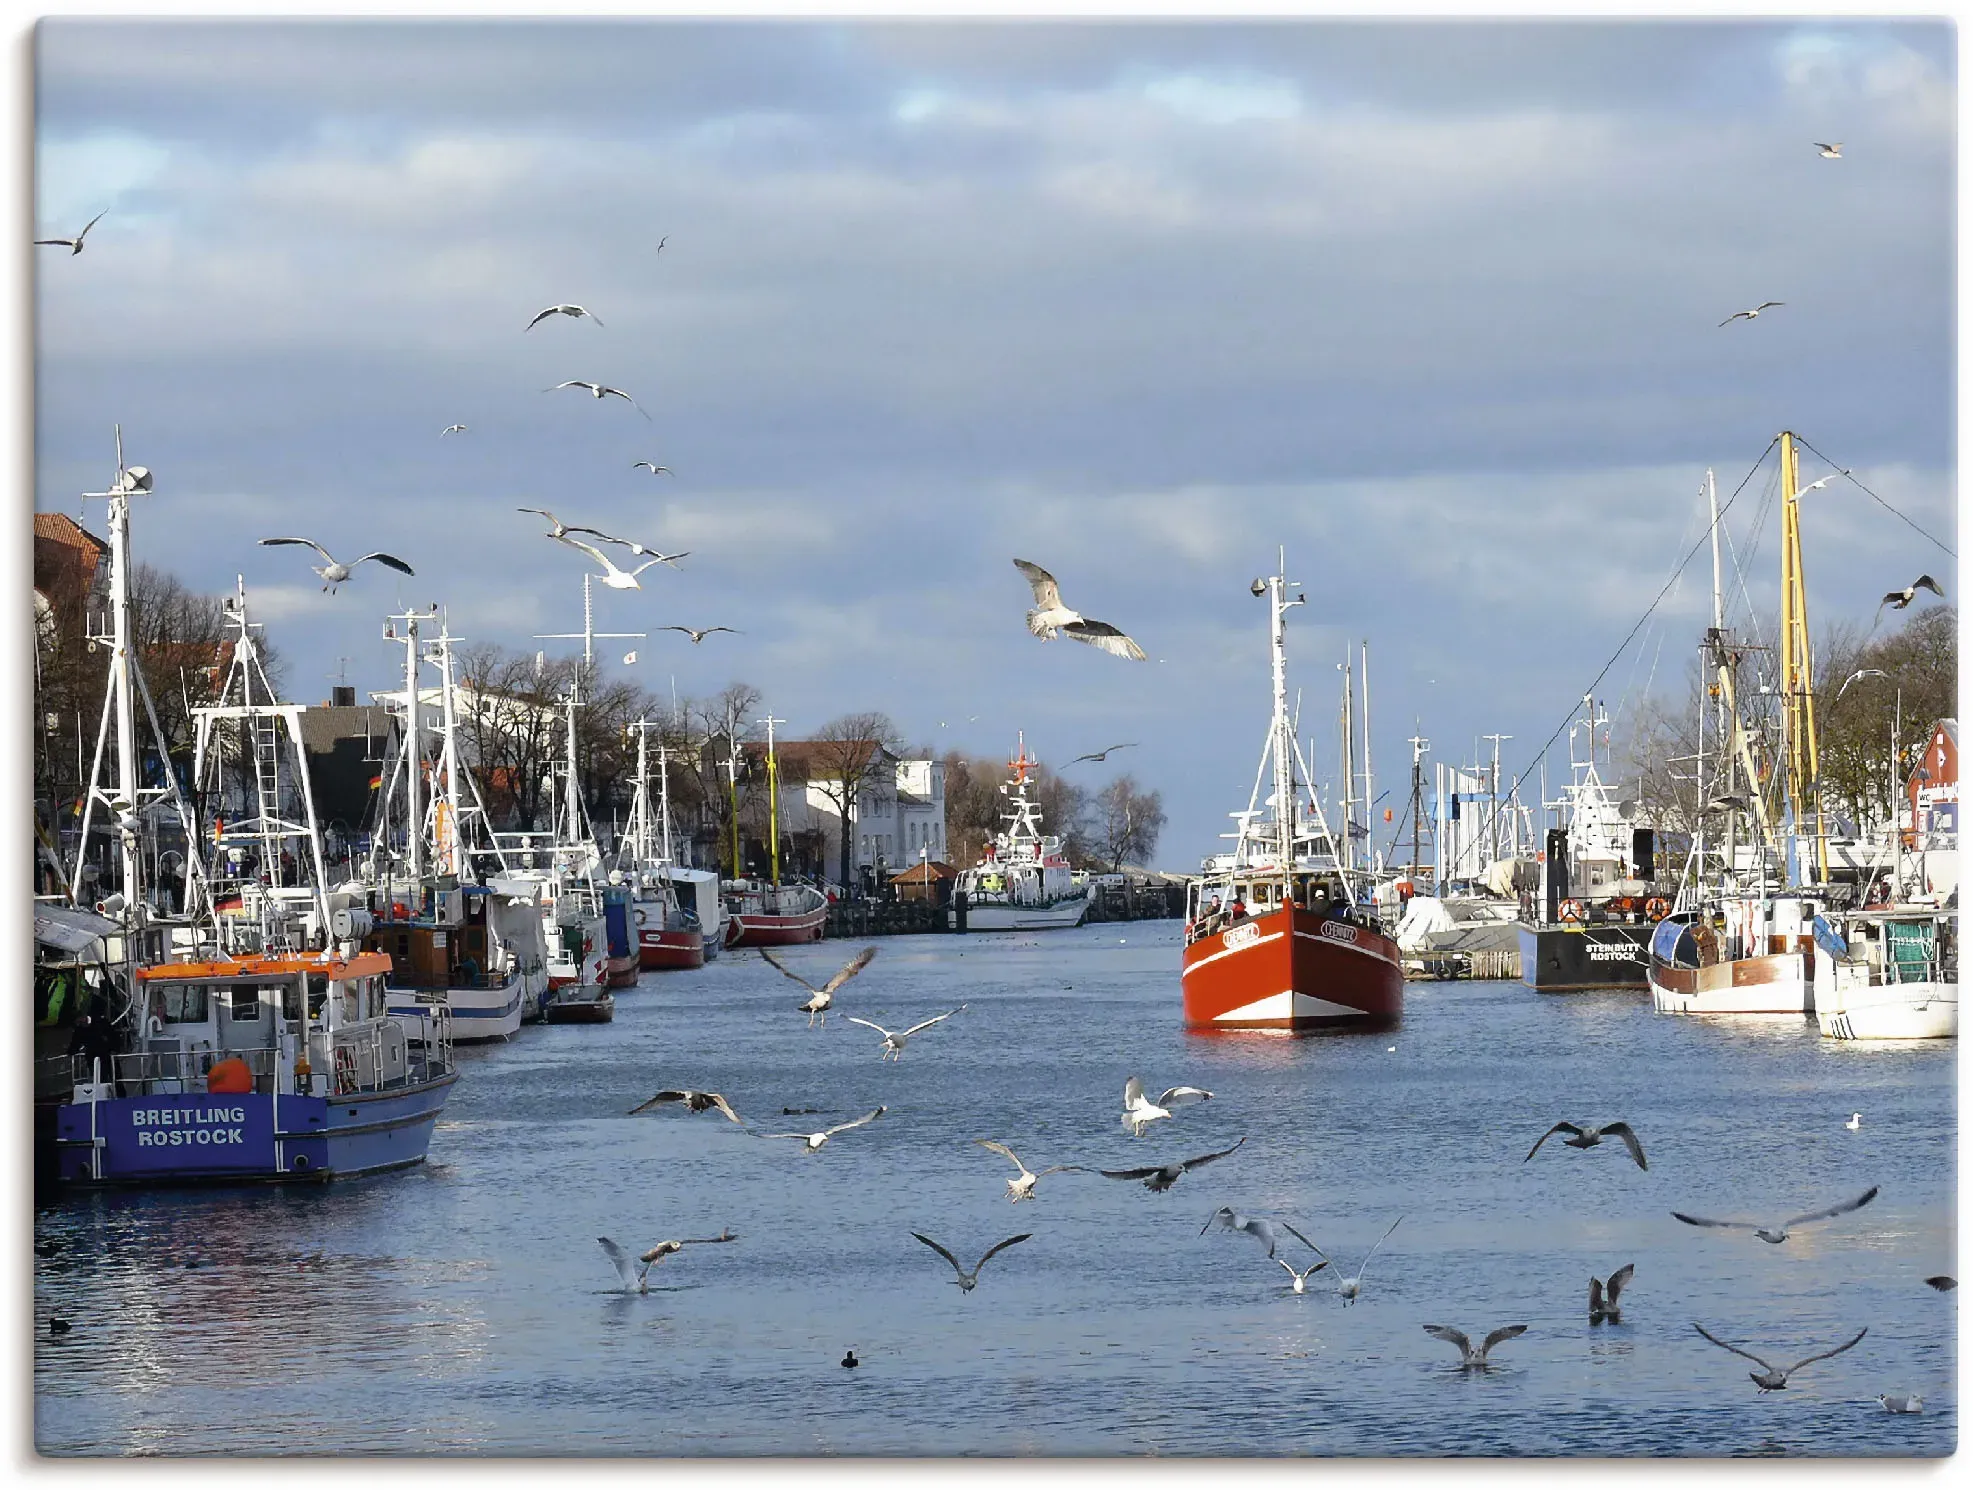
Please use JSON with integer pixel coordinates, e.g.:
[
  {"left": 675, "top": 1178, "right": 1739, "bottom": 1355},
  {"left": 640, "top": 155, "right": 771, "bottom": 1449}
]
[
  {"left": 306, "top": 973, "right": 328, "bottom": 1018},
  {"left": 159, "top": 982, "right": 209, "bottom": 1025},
  {"left": 228, "top": 985, "right": 262, "bottom": 1021}
]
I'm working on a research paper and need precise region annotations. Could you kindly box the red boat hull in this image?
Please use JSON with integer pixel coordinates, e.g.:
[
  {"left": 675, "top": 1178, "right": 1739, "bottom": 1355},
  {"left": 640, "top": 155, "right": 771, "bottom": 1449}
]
[
  {"left": 1182, "top": 904, "right": 1402, "bottom": 1030},
  {"left": 638, "top": 926, "right": 706, "bottom": 970},
  {"left": 604, "top": 953, "right": 640, "bottom": 989},
  {"left": 724, "top": 909, "right": 826, "bottom": 948}
]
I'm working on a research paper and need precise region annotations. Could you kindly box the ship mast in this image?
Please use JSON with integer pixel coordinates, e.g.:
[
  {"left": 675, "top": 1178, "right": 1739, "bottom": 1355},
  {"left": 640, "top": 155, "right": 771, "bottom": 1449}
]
[
  {"left": 1777, "top": 431, "right": 1828, "bottom": 884},
  {"left": 760, "top": 713, "right": 786, "bottom": 886},
  {"left": 1261, "top": 550, "right": 1305, "bottom": 880}
]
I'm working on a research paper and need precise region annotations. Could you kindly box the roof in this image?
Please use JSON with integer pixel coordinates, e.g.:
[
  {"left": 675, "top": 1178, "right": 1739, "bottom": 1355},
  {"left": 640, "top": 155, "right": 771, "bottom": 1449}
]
[
  {"left": 754, "top": 740, "right": 897, "bottom": 778},
  {"left": 889, "top": 860, "right": 958, "bottom": 882},
  {"left": 298, "top": 704, "right": 399, "bottom": 753},
  {"left": 33, "top": 511, "right": 107, "bottom": 555}
]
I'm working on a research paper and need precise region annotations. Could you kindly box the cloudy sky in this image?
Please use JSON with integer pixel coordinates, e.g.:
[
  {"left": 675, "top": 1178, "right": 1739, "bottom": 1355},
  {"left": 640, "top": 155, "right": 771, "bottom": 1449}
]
[{"left": 28, "top": 16, "right": 1956, "bottom": 870}]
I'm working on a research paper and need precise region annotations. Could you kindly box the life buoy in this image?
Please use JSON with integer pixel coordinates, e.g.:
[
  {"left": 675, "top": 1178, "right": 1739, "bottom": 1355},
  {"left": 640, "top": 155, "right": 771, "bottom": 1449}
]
[
  {"left": 1558, "top": 898, "right": 1587, "bottom": 926},
  {"left": 1644, "top": 897, "right": 1671, "bottom": 922},
  {"left": 633, "top": 907, "right": 648, "bottom": 928}
]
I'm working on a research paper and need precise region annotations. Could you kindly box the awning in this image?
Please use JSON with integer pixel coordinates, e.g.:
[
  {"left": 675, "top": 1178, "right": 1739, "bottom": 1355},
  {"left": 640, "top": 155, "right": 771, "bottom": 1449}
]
[{"left": 34, "top": 904, "right": 121, "bottom": 954}]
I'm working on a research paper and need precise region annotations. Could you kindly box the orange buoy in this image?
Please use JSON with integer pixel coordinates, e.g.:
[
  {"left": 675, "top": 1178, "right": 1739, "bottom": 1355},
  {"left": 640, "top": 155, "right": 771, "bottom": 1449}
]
[{"left": 206, "top": 1057, "right": 253, "bottom": 1094}]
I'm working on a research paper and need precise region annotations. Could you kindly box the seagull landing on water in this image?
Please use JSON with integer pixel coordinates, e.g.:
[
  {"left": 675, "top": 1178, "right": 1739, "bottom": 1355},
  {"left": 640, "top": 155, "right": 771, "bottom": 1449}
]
[
  {"left": 545, "top": 380, "right": 652, "bottom": 419},
  {"left": 760, "top": 945, "right": 876, "bottom": 1027},
  {"left": 1525, "top": 1121, "right": 1648, "bottom": 1170},
  {"left": 1095, "top": 1137, "right": 1246, "bottom": 1194},
  {"left": 660, "top": 626, "right": 739, "bottom": 645},
  {"left": 440, "top": 424, "right": 468, "bottom": 437},
  {"left": 257, "top": 538, "right": 414, "bottom": 593},
  {"left": 35, "top": 210, "right": 106, "bottom": 255},
  {"left": 1425, "top": 1324, "right": 1529, "bottom": 1371},
  {"left": 758, "top": 1106, "right": 885, "bottom": 1153},
  {"left": 526, "top": 304, "right": 604, "bottom": 331},
  {"left": 1719, "top": 301, "right": 1785, "bottom": 327},
  {"left": 1199, "top": 1208, "right": 1324, "bottom": 1261},
  {"left": 973, "top": 1140, "right": 1080, "bottom": 1203},
  {"left": 1336, "top": 1215, "right": 1404, "bottom": 1305},
  {"left": 1672, "top": 1185, "right": 1878, "bottom": 1245},
  {"left": 1816, "top": 142, "right": 1844, "bottom": 158},
  {"left": 1590, "top": 1263, "right": 1635, "bottom": 1324},
  {"left": 1121, "top": 1077, "right": 1213, "bottom": 1137},
  {"left": 844, "top": 1007, "right": 966, "bottom": 1061},
  {"left": 1277, "top": 1256, "right": 1331, "bottom": 1293},
  {"left": 911, "top": 1231, "right": 1032, "bottom": 1292},
  {"left": 597, "top": 1229, "right": 737, "bottom": 1293},
  {"left": 1012, "top": 559, "right": 1146, "bottom": 660},
  {"left": 1692, "top": 1323, "right": 1867, "bottom": 1392},
  {"left": 626, "top": 1088, "right": 743, "bottom": 1123},
  {"left": 1067, "top": 743, "right": 1137, "bottom": 766}
]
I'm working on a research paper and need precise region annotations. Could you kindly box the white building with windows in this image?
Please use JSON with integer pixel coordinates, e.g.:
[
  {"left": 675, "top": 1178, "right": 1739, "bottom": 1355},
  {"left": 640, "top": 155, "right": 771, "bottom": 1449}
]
[{"left": 769, "top": 742, "right": 946, "bottom": 889}]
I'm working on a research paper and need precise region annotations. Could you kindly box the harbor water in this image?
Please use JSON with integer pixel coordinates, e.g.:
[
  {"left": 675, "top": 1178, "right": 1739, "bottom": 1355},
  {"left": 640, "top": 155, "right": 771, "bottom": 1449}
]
[{"left": 33, "top": 923, "right": 1955, "bottom": 1456}]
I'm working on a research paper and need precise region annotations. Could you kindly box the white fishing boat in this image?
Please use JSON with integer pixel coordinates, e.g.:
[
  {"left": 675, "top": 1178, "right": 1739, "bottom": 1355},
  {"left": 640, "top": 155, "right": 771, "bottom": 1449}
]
[
  {"left": 1812, "top": 909, "right": 1958, "bottom": 1040},
  {"left": 956, "top": 735, "right": 1090, "bottom": 932}
]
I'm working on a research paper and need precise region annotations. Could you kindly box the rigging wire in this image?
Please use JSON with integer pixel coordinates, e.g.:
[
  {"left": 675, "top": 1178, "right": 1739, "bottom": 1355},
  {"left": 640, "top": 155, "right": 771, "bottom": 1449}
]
[
  {"left": 1466, "top": 437, "right": 1781, "bottom": 857},
  {"left": 1795, "top": 432, "right": 1956, "bottom": 559}
]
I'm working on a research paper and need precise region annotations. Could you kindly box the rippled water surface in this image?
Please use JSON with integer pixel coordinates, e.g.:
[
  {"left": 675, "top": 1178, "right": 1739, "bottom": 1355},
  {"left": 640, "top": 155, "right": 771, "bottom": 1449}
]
[{"left": 34, "top": 923, "right": 1956, "bottom": 1456}]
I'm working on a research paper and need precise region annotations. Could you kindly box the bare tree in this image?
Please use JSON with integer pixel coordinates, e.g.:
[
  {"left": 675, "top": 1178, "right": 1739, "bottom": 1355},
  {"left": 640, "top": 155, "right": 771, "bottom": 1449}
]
[
  {"left": 1090, "top": 774, "right": 1167, "bottom": 872},
  {"left": 455, "top": 644, "right": 576, "bottom": 831},
  {"left": 1815, "top": 605, "right": 1957, "bottom": 831},
  {"left": 684, "top": 682, "right": 763, "bottom": 874},
  {"left": 805, "top": 711, "right": 901, "bottom": 894}
]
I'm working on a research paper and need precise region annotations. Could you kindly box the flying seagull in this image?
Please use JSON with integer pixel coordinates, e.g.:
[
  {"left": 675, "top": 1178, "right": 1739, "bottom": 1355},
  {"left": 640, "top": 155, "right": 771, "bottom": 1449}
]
[
  {"left": 1524, "top": 1121, "right": 1648, "bottom": 1171},
  {"left": 1924, "top": 1276, "right": 1956, "bottom": 1291},
  {"left": 626, "top": 1087, "right": 743, "bottom": 1123},
  {"left": 526, "top": 304, "right": 604, "bottom": 331},
  {"left": 1336, "top": 1215, "right": 1404, "bottom": 1305},
  {"left": 760, "top": 945, "right": 877, "bottom": 1027},
  {"left": 1590, "top": 1263, "right": 1635, "bottom": 1324},
  {"left": 1877, "top": 574, "right": 1945, "bottom": 624},
  {"left": 1276, "top": 1256, "right": 1331, "bottom": 1293},
  {"left": 1095, "top": 1136, "right": 1247, "bottom": 1194},
  {"left": 656, "top": 236, "right": 668, "bottom": 255},
  {"left": 549, "top": 531, "right": 676, "bottom": 590},
  {"left": 911, "top": 1231, "right": 1032, "bottom": 1292},
  {"left": 1424, "top": 1324, "right": 1529, "bottom": 1371},
  {"left": 1121, "top": 1077, "right": 1213, "bottom": 1137},
  {"left": 1067, "top": 743, "right": 1138, "bottom": 766},
  {"left": 1673, "top": 1186, "right": 1879, "bottom": 1245},
  {"left": 1012, "top": 558, "right": 1147, "bottom": 660},
  {"left": 1815, "top": 142, "right": 1843, "bottom": 158},
  {"left": 758, "top": 1106, "right": 885, "bottom": 1153},
  {"left": 35, "top": 210, "right": 106, "bottom": 255},
  {"left": 660, "top": 626, "right": 740, "bottom": 645},
  {"left": 597, "top": 1229, "right": 737, "bottom": 1293},
  {"left": 1200, "top": 1208, "right": 1323, "bottom": 1261},
  {"left": 844, "top": 1006, "right": 966, "bottom": 1061},
  {"left": 545, "top": 380, "right": 652, "bottom": 419},
  {"left": 1691, "top": 1322, "right": 1867, "bottom": 1392},
  {"left": 440, "top": 424, "right": 468, "bottom": 437},
  {"left": 1719, "top": 301, "right": 1785, "bottom": 326},
  {"left": 257, "top": 538, "right": 414, "bottom": 593},
  {"left": 569, "top": 528, "right": 690, "bottom": 566},
  {"left": 632, "top": 461, "right": 674, "bottom": 476},
  {"left": 1878, "top": 1394, "right": 1923, "bottom": 1414},
  {"left": 1838, "top": 669, "right": 1888, "bottom": 700},
  {"left": 973, "top": 1139, "right": 1080, "bottom": 1203}
]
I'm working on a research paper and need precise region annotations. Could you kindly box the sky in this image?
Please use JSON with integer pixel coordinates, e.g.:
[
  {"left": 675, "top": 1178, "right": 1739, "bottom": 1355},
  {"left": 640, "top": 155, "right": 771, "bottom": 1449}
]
[{"left": 26, "top": 15, "right": 1958, "bottom": 872}]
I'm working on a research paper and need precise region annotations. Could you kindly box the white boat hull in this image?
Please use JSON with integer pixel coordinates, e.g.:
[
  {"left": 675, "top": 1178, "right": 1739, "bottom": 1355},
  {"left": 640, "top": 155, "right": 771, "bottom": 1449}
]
[
  {"left": 1648, "top": 956, "right": 1811, "bottom": 1017},
  {"left": 965, "top": 895, "right": 1089, "bottom": 932},
  {"left": 1818, "top": 985, "right": 1958, "bottom": 1040},
  {"left": 387, "top": 966, "right": 525, "bottom": 1043}
]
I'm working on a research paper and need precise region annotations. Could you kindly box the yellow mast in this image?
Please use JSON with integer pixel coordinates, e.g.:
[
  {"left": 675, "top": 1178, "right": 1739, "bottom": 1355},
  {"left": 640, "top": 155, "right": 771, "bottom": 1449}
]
[
  {"left": 760, "top": 713, "right": 785, "bottom": 886},
  {"left": 1777, "top": 432, "right": 1829, "bottom": 882}
]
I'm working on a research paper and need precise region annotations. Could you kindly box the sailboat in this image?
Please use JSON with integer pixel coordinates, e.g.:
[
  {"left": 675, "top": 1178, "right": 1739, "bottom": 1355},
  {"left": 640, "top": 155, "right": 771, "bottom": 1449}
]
[
  {"left": 613, "top": 722, "right": 708, "bottom": 970},
  {"left": 1180, "top": 552, "right": 1403, "bottom": 1031},
  {"left": 721, "top": 718, "right": 827, "bottom": 947}
]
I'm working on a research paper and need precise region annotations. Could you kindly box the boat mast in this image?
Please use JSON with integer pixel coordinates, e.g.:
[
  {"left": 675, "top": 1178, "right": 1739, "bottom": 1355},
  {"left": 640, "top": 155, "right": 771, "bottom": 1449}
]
[
  {"left": 1776, "top": 431, "right": 1828, "bottom": 884},
  {"left": 399, "top": 608, "right": 424, "bottom": 880},
  {"left": 1263, "top": 550, "right": 1304, "bottom": 882},
  {"left": 1359, "top": 641, "right": 1374, "bottom": 873},
  {"left": 759, "top": 713, "right": 785, "bottom": 886},
  {"left": 1337, "top": 653, "right": 1354, "bottom": 878}
]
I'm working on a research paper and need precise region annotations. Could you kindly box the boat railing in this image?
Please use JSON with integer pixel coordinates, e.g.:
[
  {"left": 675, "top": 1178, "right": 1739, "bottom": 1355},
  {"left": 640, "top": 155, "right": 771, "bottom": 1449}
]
[{"left": 105, "top": 1044, "right": 282, "bottom": 1097}]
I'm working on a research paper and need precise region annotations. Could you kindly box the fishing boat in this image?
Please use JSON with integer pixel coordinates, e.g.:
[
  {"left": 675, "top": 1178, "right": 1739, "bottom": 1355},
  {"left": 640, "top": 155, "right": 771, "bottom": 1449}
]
[
  {"left": 720, "top": 716, "right": 828, "bottom": 946},
  {"left": 615, "top": 723, "right": 707, "bottom": 970},
  {"left": 954, "top": 735, "right": 1091, "bottom": 931},
  {"left": 1812, "top": 907, "right": 1957, "bottom": 1039},
  {"left": 1181, "top": 553, "right": 1402, "bottom": 1031},
  {"left": 50, "top": 435, "right": 456, "bottom": 1186},
  {"left": 1516, "top": 695, "right": 1668, "bottom": 992}
]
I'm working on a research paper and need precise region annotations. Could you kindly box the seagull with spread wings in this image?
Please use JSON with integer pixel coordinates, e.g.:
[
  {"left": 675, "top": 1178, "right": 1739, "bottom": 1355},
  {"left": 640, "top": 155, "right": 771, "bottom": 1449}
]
[
  {"left": 597, "top": 1229, "right": 737, "bottom": 1293},
  {"left": 660, "top": 626, "right": 739, "bottom": 645},
  {"left": 1590, "top": 1263, "right": 1635, "bottom": 1324},
  {"left": 257, "top": 538, "right": 414, "bottom": 593},
  {"left": 973, "top": 1139, "right": 1081, "bottom": 1203},
  {"left": 1199, "top": 1207, "right": 1323, "bottom": 1261},
  {"left": 761, "top": 945, "right": 876, "bottom": 1027},
  {"left": 441, "top": 424, "right": 468, "bottom": 437},
  {"left": 1067, "top": 743, "right": 1137, "bottom": 766},
  {"left": 1671, "top": 1185, "right": 1878, "bottom": 1244},
  {"left": 632, "top": 461, "right": 674, "bottom": 476},
  {"left": 1334, "top": 1215, "right": 1404, "bottom": 1305},
  {"left": 1424, "top": 1324, "right": 1529, "bottom": 1371},
  {"left": 911, "top": 1232, "right": 1032, "bottom": 1292},
  {"left": 1012, "top": 559, "right": 1146, "bottom": 660},
  {"left": 1876, "top": 574, "right": 1945, "bottom": 626},
  {"left": 35, "top": 210, "right": 106, "bottom": 255},
  {"left": 1121, "top": 1077, "right": 1213, "bottom": 1137},
  {"left": 545, "top": 380, "right": 652, "bottom": 419},
  {"left": 1094, "top": 1136, "right": 1246, "bottom": 1194},
  {"left": 1815, "top": 141, "right": 1843, "bottom": 158},
  {"left": 626, "top": 1087, "right": 743, "bottom": 1123},
  {"left": 1692, "top": 1323, "right": 1867, "bottom": 1392},
  {"left": 1524, "top": 1120, "right": 1648, "bottom": 1171},
  {"left": 526, "top": 303, "right": 604, "bottom": 331},
  {"left": 757, "top": 1106, "right": 886, "bottom": 1153},
  {"left": 1719, "top": 301, "right": 1785, "bottom": 326},
  {"left": 845, "top": 1006, "right": 966, "bottom": 1061},
  {"left": 548, "top": 531, "right": 676, "bottom": 590}
]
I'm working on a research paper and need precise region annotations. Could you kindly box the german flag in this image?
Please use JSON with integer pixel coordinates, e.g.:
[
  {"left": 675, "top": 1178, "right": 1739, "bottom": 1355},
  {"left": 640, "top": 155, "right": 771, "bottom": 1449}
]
[{"left": 368, "top": 774, "right": 384, "bottom": 791}]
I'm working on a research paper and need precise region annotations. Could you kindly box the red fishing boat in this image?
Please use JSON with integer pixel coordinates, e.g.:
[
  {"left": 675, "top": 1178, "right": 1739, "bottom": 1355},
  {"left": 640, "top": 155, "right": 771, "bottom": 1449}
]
[
  {"left": 722, "top": 880, "right": 828, "bottom": 947},
  {"left": 617, "top": 725, "right": 707, "bottom": 971},
  {"left": 1181, "top": 553, "right": 1403, "bottom": 1032}
]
